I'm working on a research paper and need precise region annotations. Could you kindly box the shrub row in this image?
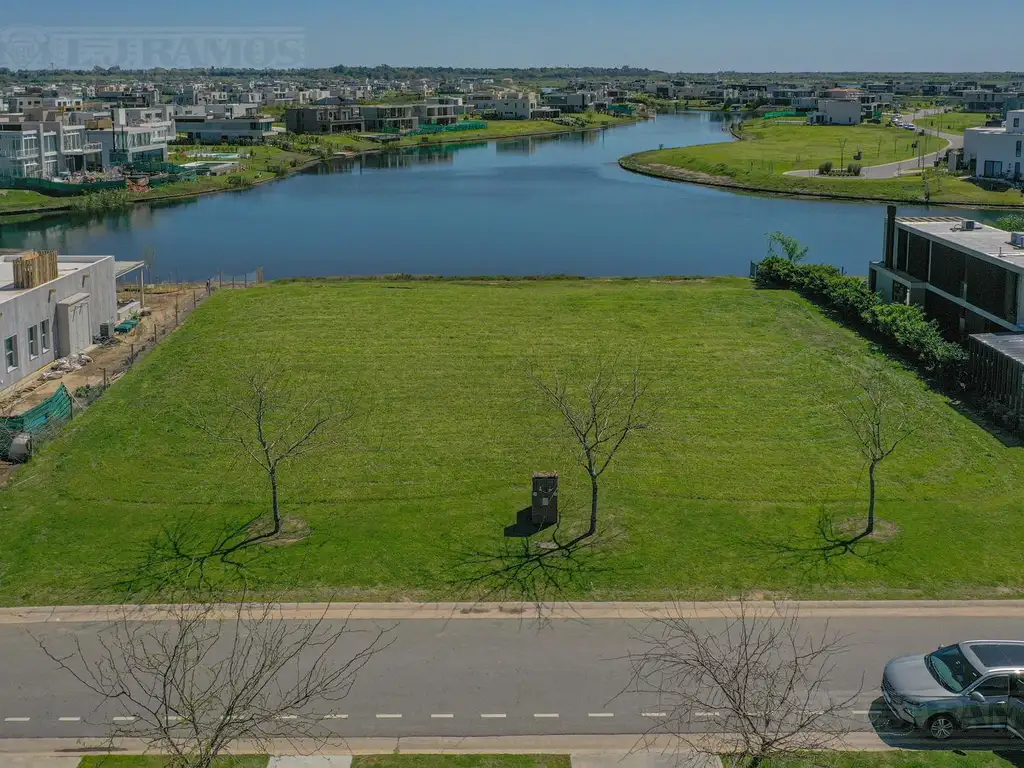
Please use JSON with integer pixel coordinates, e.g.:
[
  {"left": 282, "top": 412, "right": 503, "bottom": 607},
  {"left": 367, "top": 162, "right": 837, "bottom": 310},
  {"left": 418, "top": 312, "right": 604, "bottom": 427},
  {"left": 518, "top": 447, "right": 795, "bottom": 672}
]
[{"left": 756, "top": 256, "right": 968, "bottom": 382}]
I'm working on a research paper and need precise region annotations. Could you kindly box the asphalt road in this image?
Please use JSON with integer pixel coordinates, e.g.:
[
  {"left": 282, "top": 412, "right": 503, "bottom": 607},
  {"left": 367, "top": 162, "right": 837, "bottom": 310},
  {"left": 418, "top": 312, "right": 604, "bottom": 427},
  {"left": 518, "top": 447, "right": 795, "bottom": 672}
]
[{"left": 3, "top": 614, "right": 1024, "bottom": 741}]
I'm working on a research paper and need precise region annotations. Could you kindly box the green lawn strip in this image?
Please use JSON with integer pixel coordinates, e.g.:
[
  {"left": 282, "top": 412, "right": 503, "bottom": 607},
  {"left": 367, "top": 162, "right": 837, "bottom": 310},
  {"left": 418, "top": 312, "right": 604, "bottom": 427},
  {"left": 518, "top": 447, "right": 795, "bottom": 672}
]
[
  {"left": 353, "top": 756, "right": 571, "bottom": 768},
  {"left": 4, "top": 279, "right": 1024, "bottom": 605},
  {"left": 0, "top": 188, "right": 72, "bottom": 213},
  {"left": 78, "top": 756, "right": 267, "bottom": 767},
  {"left": 623, "top": 118, "right": 1024, "bottom": 206},
  {"left": 915, "top": 112, "right": 991, "bottom": 135},
  {"left": 758, "top": 751, "right": 1014, "bottom": 768}
]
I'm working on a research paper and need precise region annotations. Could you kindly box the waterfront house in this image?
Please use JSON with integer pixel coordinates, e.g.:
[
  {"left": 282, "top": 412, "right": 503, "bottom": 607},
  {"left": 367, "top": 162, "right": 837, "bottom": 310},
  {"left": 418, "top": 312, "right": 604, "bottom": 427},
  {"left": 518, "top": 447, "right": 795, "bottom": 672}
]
[
  {"left": 285, "top": 106, "right": 364, "bottom": 134},
  {"left": 0, "top": 112, "right": 102, "bottom": 179},
  {"left": 807, "top": 98, "right": 862, "bottom": 125},
  {"left": 360, "top": 105, "right": 418, "bottom": 133},
  {"left": 963, "top": 110, "right": 1024, "bottom": 181},
  {"left": 70, "top": 106, "right": 175, "bottom": 169}
]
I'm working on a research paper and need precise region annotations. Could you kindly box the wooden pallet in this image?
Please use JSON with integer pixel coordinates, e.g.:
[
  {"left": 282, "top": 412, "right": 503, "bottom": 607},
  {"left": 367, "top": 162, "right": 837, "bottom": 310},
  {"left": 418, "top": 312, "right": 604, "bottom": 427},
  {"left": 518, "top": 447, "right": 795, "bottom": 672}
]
[{"left": 13, "top": 250, "right": 58, "bottom": 289}]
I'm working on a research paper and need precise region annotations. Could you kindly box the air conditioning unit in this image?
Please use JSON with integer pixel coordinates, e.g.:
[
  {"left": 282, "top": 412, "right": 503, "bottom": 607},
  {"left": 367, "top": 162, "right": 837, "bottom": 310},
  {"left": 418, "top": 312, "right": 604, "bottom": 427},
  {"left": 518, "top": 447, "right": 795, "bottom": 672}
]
[
  {"left": 1012, "top": 232, "right": 1024, "bottom": 248},
  {"left": 963, "top": 219, "right": 977, "bottom": 231},
  {"left": 99, "top": 322, "right": 112, "bottom": 339}
]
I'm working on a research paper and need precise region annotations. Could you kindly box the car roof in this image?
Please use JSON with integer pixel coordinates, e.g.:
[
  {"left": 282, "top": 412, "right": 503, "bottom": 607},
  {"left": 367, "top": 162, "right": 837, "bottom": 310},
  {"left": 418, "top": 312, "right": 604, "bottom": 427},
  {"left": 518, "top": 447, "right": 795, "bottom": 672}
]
[{"left": 960, "top": 641, "right": 1024, "bottom": 671}]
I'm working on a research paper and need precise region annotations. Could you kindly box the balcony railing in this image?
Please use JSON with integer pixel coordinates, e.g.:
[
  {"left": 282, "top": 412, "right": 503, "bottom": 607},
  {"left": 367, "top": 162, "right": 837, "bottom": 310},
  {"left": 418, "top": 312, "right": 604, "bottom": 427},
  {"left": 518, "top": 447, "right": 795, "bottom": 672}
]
[
  {"left": 82, "top": 142, "right": 102, "bottom": 152},
  {"left": 0, "top": 148, "right": 37, "bottom": 160}
]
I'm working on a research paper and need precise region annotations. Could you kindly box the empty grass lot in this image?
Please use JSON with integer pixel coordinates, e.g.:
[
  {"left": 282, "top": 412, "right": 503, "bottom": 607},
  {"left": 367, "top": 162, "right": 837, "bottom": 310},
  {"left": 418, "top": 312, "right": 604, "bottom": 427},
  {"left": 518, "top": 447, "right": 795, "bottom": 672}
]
[
  {"left": 915, "top": 112, "right": 992, "bottom": 135},
  {"left": 3, "top": 279, "right": 1024, "bottom": 605},
  {"left": 622, "top": 118, "right": 1024, "bottom": 207}
]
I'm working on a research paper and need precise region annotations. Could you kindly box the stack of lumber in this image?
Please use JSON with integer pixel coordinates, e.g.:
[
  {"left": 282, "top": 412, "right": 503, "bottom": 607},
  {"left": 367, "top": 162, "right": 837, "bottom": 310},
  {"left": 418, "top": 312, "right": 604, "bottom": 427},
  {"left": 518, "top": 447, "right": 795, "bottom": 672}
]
[{"left": 12, "top": 250, "right": 58, "bottom": 289}]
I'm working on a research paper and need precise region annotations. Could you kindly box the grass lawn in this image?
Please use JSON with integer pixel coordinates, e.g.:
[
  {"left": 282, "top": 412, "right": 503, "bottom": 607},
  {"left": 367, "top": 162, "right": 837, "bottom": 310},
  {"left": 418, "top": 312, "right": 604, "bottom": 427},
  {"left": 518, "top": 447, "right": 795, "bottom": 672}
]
[
  {"left": 0, "top": 188, "right": 72, "bottom": 213},
  {"left": 623, "top": 118, "right": 1024, "bottom": 207},
  {"left": 353, "top": 756, "right": 571, "bottom": 768},
  {"left": 78, "top": 757, "right": 266, "bottom": 767},
  {"left": 5, "top": 279, "right": 1024, "bottom": 604},
  {"left": 915, "top": 112, "right": 992, "bottom": 135},
  {"left": 761, "top": 751, "right": 1019, "bottom": 768},
  {"left": 155, "top": 144, "right": 316, "bottom": 197}
]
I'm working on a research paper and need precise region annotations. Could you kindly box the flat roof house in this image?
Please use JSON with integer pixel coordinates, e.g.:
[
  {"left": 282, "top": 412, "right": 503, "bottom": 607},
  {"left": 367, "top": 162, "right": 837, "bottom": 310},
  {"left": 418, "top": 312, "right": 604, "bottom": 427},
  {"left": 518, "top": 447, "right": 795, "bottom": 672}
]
[
  {"left": 172, "top": 105, "right": 277, "bottom": 144},
  {"left": 285, "top": 105, "right": 364, "bottom": 134},
  {"left": 0, "top": 115, "right": 102, "bottom": 179},
  {"left": 963, "top": 109, "right": 1024, "bottom": 181},
  {"left": 807, "top": 98, "right": 862, "bottom": 125},
  {"left": 0, "top": 252, "right": 143, "bottom": 392},
  {"left": 869, "top": 208, "right": 1024, "bottom": 341},
  {"left": 360, "top": 105, "right": 417, "bottom": 133}
]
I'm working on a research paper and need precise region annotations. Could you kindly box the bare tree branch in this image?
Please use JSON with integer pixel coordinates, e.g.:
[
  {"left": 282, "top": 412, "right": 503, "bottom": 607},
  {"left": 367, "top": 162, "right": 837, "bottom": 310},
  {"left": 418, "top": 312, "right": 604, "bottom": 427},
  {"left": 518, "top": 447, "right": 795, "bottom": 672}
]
[
  {"left": 624, "top": 601, "right": 861, "bottom": 768},
  {"left": 36, "top": 586, "right": 391, "bottom": 768}
]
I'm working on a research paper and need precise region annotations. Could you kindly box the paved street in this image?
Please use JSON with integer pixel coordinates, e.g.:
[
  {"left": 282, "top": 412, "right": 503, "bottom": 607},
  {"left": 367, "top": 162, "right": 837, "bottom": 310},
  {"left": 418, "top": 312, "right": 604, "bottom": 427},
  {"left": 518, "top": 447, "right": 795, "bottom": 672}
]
[{"left": 2, "top": 610, "right": 1024, "bottom": 740}]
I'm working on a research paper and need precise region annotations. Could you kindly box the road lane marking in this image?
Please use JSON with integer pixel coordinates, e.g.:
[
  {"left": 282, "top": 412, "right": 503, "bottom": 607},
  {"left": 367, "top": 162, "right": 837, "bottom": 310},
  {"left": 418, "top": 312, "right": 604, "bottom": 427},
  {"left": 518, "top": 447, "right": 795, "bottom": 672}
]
[
  {"left": 852, "top": 710, "right": 871, "bottom": 715},
  {"left": 588, "top": 712, "right": 614, "bottom": 718},
  {"left": 276, "top": 715, "right": 298, "bottom": 720},
  {"left": 58, "top": 717, "right": 81, "bottom": 722},
  {"left": 322, "top": 714, "right": 348, "bottom": 720},
  {"left": 431, "top": 714, "right": 455, "bottom": 719},
  {"left": 112, "top": 716, "right": 136, "bottom": 722},
  {"left": 480, "top": 713, "right": 507, "bottom": 718},
  {"left": 376, "top": 714, "right": 402, "bottom": 719},
  {"left": 696, "top": 712, "right": 720, "bottom": 717},
  {"left": 534, "top": 713, "right": 559, "bottom": 718},
  {"left": 4, "top": 717, "right": 29, "bottom": 722},
  {"left": 166, "top": 716, "right": 182, "bottom": 723},
  {"left": 642, "top": 712, "right": 667, "bottom": 718}
]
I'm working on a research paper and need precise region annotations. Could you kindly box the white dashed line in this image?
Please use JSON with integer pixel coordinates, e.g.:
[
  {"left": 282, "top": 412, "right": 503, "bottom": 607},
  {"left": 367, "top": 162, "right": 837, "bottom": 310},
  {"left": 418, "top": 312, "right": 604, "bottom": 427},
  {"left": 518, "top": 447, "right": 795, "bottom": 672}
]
[
  {"left": 322, "top": 714, "right": 348, "bottom": 720},
  {"left": 4, "top": 717, "right": 29, "bottom": 723},
  {"left": 58, "top": 717, "right": 81, "bottom": 722},
  {"left": 480, "top": 713, "right": 507, "bottom": 719},
  {"left": 166, "top": 716, "right": 182, "bottom": 723},
  {"left": 642, "top": 712, "right": 667, "bottom": 718},
  {"left": 376, "top": 713, "right": 402, "bottom": 719},
  {"left": 588, "top": 712, "right": 614, "bottom": 718},
  {"left": 851, "top": 710, "right": 871, "bottom": 715},
  {"left": 276, "top": 715, "right": 298, "bottom": 720},
  {"left": 112, "top": 716, "right": 136, "bottom": 723},
  {"left": 534, "top": 713, "right": 559, "bottom": 718},
  {"left": 696, "top": 712, "right": 720, "bottom": 717},
  {"left": 431, "top": 714, "right": 455, "bottom": 719}
]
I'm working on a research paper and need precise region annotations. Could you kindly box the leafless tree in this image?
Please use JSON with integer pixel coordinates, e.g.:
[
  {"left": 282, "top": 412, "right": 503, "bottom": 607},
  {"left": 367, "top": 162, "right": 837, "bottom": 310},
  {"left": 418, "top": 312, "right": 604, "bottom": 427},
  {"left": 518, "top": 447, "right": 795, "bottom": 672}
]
[
  {"left": 833, "top": 370, "right": 916, "bottom": 545},
  {"left": 530, "top": 354, "right": 658, "bottom": 547},
  {"left": 37, "top": 587, "right": 389, "bottom": 768},
  {"left": 189, "top": 359, "right": 353, "bottom": 558},
  {"left": 626, "top": 601, "right": 861, "bottom": 768},
  {"left": 456, "top": 355, "right": 658, "bottom": 604}
]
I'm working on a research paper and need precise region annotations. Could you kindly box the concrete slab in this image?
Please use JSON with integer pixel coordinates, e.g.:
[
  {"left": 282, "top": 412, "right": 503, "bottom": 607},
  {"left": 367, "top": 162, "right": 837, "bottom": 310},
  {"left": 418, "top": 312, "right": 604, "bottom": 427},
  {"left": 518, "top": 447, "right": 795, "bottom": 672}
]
[
  {"left": 572, "top": 752, "right": 721, "bottom": 768},
  {"left": 269, "top": 758, "right": 353, "bottom": 768}
]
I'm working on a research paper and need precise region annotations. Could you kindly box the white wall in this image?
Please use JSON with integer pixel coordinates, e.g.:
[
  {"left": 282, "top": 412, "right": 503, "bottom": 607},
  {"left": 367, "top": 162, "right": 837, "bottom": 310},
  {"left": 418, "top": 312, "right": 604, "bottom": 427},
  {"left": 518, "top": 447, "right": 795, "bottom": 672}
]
[
  {"left": 0, "top": 257, "right": 117, "bottom": 391},
  {"left": 964, "top": 128, "right": 1024, "bottom": 178},
  {"left": 820, "top": 99, "right": 862, "bottom": 125}
]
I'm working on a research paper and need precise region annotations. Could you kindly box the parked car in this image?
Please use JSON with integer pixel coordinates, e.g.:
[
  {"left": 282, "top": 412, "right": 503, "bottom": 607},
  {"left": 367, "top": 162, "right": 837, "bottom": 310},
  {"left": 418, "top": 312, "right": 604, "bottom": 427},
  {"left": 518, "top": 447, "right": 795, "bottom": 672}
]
[{"left": 882, "top": 640, "right": 1024, "bottom": 740}]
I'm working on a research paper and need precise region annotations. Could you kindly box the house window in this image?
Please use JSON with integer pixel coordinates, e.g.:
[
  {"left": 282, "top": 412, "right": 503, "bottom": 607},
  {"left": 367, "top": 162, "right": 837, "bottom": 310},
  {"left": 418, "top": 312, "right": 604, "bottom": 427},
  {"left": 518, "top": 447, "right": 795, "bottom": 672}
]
[
  {"left": 1017, "top": 140, "right": 1022, "bottom": 158},
  {"left": 4, "top": 335, "right": 17, "bottom": 372},
  {"left": 41, "top": 320, "right": 50, "bottom": 353},
  {"left": 1015, "top": 118, "right": 1021, "bottom": 128},
  {"left": 28, "top": 325, "right": 39, "bottom": 360},
  {"left": 984, "top": 160, "right": 1004, "bottom": 177}
]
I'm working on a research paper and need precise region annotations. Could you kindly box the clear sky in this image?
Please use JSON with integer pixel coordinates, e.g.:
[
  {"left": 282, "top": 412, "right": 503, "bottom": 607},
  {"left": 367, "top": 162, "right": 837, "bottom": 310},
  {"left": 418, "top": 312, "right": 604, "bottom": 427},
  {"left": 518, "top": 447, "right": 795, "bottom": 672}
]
[{"left": 2, "top": 0, "right": 1022, "bottom": 73}]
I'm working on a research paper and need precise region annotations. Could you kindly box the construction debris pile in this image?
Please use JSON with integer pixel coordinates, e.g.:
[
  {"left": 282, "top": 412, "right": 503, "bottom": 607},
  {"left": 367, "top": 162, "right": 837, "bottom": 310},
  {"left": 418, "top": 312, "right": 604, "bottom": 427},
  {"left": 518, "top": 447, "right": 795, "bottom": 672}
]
[{"left": 40, "top": 354, "right": 92, "bottom": 381}]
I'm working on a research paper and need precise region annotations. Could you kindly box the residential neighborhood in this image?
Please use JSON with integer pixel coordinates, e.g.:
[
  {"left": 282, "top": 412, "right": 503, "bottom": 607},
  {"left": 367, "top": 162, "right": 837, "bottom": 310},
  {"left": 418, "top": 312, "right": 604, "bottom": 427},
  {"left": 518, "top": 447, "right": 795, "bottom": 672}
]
[{"left": 2, "top": 9, "right": 1024, "bottom": 766}]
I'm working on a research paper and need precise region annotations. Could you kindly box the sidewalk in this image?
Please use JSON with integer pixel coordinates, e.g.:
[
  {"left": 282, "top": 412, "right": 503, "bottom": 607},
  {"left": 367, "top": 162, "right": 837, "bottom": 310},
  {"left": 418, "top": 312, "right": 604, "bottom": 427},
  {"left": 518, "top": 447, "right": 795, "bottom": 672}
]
[{"left": 5, "top": 599, "right": 1024, "bottom": 624}]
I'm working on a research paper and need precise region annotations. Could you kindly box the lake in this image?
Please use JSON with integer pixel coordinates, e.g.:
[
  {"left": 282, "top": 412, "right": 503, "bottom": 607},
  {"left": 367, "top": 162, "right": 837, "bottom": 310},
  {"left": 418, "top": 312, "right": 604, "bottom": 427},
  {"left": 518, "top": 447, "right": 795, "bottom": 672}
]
[{"left": 0, "top": 112, "right": 998, "bottom": 280}]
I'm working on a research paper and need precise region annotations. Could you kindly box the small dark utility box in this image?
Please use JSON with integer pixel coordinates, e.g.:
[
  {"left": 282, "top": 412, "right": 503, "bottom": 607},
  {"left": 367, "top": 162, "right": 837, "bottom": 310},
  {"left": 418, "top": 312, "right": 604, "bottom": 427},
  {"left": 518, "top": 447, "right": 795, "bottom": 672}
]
[{"left": 531, "top": 472, "right": 559, "bottom": 526}]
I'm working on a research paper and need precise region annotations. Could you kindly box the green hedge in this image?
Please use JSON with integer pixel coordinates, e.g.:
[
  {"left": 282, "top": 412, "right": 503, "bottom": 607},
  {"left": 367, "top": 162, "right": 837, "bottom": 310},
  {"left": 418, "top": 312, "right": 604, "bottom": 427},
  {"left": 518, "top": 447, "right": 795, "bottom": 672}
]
[{"left": 756, "top": 256, "right": 968, "bottom": 382}]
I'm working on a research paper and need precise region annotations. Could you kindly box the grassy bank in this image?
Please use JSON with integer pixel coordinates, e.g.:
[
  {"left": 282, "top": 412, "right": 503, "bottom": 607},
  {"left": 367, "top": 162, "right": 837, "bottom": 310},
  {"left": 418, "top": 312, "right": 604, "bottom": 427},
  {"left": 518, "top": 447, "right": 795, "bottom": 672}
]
[
  {"left": 3, "top": 279, "right": 1024, "bottom": 605},
  {"left": 622, "top": 118, "right": 1024, "bottom": 207},
  {"left": 79, "top": 757, "right": 265, "bottom": 768},
  {"left": 914, "top": 112, "right": 991, "bottom": 135},
  {"left": 761, "top": 752, "right": 1017, "bottom": 768}
]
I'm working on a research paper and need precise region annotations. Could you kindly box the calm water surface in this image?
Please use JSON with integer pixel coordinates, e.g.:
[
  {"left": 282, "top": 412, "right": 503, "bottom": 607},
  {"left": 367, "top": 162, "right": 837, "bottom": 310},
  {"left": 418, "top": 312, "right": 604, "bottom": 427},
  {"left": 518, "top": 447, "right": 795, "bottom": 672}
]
[{"left": 0, "top": 113, "right": 998, "bottom": 279}]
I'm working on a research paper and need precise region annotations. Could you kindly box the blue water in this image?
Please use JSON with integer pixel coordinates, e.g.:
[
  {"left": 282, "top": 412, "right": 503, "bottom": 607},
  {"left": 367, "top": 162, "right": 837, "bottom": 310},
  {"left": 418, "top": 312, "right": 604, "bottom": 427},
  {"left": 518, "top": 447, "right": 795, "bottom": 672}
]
[{"left": 0, "top": 113, "right": 998, "bottom": 279}]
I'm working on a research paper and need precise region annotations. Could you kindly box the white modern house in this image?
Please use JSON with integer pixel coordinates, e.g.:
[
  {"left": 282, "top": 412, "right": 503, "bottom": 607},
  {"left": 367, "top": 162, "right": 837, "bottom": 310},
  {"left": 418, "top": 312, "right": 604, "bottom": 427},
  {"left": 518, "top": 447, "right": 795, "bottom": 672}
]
[
  {"left": 70, "top": 106, "right": 175, "bottom": 169},
  {"left": 0, "top": 253, "right": 143, "bottom": 392},
  {"left": 0, "top": 115, "right": 102, "bottom": 179},
  {"left": 963, "top": 110, "right": 1024, "bottom": 180},
  {"left": 172, "top": 104, "right": 277, "bottom": 144},
  {"left": 468, "top": 92, "right": 537, "bottom": 119},
  {"left": 808, "top": 98, "right": 862, "bottom": 125}
]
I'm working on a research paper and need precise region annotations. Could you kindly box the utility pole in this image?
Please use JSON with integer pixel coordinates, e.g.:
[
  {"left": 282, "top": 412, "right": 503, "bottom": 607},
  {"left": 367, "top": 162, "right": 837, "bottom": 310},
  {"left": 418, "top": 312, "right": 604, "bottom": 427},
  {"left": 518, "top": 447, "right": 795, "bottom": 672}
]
[{"left": 839, "top": 137, "right": 848, "bottom": 169}]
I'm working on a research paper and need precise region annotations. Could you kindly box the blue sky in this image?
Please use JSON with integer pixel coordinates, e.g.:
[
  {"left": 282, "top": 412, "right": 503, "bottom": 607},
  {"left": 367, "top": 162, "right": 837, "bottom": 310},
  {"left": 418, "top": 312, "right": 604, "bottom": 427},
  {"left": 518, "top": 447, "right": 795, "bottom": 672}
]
[{"left": 2, "top": 0, "right": 1021, "bottom": 73}]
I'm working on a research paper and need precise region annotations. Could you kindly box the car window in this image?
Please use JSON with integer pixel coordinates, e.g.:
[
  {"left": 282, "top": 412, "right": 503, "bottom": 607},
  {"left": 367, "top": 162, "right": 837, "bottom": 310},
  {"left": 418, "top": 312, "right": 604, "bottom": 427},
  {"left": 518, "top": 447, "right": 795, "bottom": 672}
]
[
  {"left": 976, "top": 675, "right": 1009, "bottom": 696},
  {"left": 927, "top": 644, "right": 982, "bottom": 692},
  {"left": 1012, "top": 674, "right": 1024, "bottom": 697}
]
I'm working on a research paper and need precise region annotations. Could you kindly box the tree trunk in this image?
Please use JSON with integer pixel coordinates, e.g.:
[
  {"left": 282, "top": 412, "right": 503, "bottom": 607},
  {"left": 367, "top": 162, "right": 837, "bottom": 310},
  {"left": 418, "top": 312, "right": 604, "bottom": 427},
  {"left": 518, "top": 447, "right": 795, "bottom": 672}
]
[
  {"left": 269, "top": 465, "right": 282, "bottom": 537},
  {"left": 866, "top": 459, "right": 877, "bottom": 536},
  {"left": 586, "top": 473, "right": 599, "bottom": 539}
]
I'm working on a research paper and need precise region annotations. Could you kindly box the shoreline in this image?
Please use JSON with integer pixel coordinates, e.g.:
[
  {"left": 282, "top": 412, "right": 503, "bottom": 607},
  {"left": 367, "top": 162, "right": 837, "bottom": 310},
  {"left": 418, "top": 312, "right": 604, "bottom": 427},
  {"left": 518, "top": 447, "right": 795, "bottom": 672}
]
[
  {"left": 0, "top": 117, "right": 644, "bottom": 220},
  {"left": 619, "top": 157, "right": 1024, "bottom": 211}
]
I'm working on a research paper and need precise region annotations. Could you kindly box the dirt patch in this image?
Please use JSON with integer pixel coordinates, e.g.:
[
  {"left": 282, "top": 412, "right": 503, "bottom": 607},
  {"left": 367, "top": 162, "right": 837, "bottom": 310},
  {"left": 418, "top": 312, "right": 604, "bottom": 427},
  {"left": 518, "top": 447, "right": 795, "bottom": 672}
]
[
  {"left": 829, "top": 517, "right": 901, "bottom": 542},
  {"left": 245, "top": 515, "right": 311, "bottom": 547}
]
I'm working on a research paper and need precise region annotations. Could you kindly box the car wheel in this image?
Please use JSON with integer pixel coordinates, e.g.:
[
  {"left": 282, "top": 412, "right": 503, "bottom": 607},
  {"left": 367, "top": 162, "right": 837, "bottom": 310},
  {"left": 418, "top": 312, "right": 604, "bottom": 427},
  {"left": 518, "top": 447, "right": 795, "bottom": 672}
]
[{"left": 926, "top": 714, "right": 958, "bottom": 740}]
